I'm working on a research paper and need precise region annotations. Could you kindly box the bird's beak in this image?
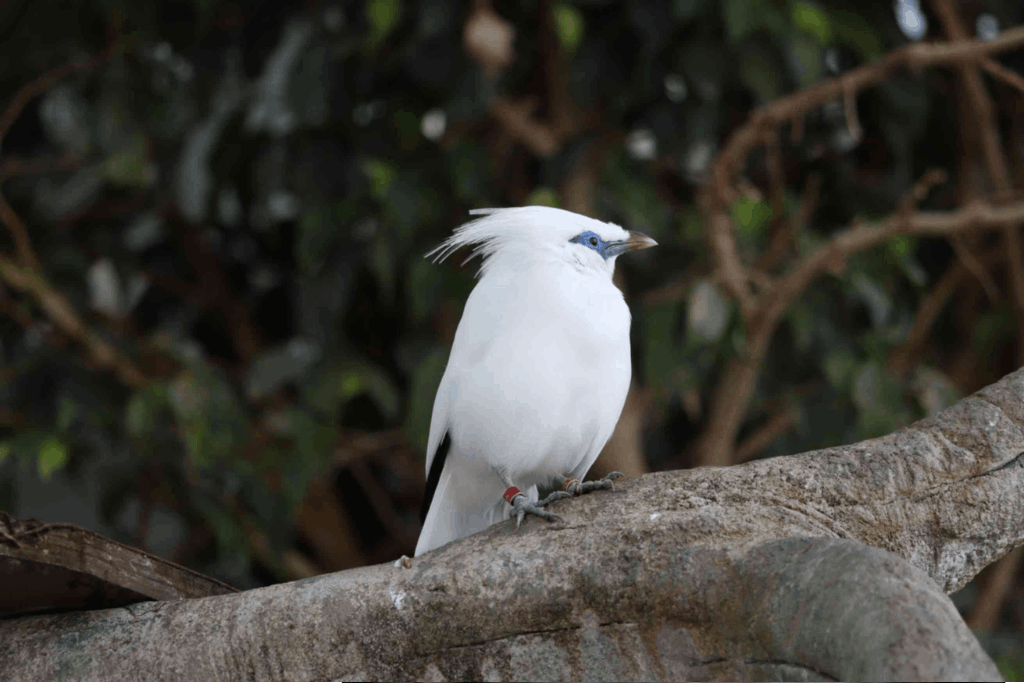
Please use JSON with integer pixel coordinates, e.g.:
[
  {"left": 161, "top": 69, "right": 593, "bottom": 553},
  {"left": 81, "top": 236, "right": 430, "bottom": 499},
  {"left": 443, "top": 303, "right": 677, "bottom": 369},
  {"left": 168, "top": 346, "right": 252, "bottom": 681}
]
[
  {"left": 624, "top": 231, "right": 658, "bottom": 252},
  {"left": 603, "top": 231, "right": 657, "bottom": 258}
]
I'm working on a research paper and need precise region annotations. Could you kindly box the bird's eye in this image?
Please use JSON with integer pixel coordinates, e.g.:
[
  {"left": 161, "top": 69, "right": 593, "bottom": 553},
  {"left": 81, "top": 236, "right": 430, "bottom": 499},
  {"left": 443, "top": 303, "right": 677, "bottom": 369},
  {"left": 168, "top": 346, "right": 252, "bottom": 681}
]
[{"left": 588, "top": 236, "right": 599, "bottom": 247}]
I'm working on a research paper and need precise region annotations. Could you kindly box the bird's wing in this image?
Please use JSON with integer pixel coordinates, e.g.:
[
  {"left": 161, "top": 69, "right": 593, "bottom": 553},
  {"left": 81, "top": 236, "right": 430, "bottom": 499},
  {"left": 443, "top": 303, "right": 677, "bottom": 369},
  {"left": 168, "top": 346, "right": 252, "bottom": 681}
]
[
  {"left": 414, "top": 445, "right": 512, "bottom": 556},
  {"left": 423, "top": 373, "right": 451, "bottom": 477}
]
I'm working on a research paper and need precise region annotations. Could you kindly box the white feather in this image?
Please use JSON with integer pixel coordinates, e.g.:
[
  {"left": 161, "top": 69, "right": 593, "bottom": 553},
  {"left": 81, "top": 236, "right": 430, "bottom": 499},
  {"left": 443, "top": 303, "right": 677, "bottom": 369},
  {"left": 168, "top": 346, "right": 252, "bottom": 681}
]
[{"left": 415, "top": 206, "right": 642, "bottom": 556}]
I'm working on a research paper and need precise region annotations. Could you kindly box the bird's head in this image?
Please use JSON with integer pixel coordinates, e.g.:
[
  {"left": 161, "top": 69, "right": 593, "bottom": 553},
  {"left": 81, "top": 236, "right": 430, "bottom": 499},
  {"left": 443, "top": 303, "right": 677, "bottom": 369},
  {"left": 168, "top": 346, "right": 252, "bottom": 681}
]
[{"left": 428, "top": 206, "right": 657, "bottom": 279}]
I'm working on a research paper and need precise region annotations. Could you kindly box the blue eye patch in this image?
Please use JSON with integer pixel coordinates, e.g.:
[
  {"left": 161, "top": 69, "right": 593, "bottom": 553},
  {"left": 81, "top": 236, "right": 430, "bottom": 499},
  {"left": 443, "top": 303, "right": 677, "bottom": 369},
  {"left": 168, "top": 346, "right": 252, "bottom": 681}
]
[{"left": 569, "top": 231, "right": 632, "bottom": 260}]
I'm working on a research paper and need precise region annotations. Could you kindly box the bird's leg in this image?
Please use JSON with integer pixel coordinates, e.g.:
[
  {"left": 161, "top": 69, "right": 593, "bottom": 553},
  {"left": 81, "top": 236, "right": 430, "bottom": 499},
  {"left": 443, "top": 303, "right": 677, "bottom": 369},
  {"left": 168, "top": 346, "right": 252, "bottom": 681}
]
[
  {"left": 556, "top": 471, "right": 625, "bottom": 496},
  {"left": 500, "top": 478, "right": 565, "bottom": 528}
]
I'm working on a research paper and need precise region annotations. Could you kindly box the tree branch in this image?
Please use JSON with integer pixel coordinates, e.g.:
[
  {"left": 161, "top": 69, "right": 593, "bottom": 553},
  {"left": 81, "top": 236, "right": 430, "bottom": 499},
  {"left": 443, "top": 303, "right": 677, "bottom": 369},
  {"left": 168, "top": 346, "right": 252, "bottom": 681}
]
[
  {"left": 709, "top": 26, "right": 1024, "bottom": 202},
  {"left": 6, "top": 365, "right": 1024, "bottom": 679},
  {"left": 695, "top": 197, "right": 1024, "bottom": 466}
]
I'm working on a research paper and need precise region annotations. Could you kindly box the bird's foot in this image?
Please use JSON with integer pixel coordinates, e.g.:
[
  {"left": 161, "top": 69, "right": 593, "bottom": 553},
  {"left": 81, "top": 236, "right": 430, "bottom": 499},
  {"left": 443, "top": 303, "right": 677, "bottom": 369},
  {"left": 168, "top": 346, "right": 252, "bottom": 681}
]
[
  {"left": 564, "top": 471, "right": 624, "bottom": 496},
  {"left": 507, "top": 491, "right": 564, "bottom": 527},
  {"left": 537, "top": 490, "right": 572, "bottom": 506}
]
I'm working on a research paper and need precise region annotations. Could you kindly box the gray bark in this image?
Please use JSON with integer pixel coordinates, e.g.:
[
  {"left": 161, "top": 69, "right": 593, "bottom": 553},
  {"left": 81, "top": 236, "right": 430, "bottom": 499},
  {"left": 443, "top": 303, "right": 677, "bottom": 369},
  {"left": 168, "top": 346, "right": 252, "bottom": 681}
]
[{"left": 4, "top": 367, "right": 1024, "bottom": 681}]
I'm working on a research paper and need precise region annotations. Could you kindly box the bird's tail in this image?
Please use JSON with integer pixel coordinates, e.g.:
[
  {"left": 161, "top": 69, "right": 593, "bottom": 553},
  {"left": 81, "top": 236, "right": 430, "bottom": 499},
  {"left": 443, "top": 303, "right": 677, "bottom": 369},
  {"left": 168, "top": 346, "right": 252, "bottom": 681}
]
[{"left": 415, "top": 456, "right": 533, "bottom": 556}]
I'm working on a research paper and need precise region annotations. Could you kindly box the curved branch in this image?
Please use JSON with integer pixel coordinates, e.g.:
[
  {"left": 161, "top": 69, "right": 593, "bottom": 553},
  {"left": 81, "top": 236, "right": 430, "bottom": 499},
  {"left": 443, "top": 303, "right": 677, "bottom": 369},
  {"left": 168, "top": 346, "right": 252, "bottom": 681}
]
[
  {"left": 4, "top": 367, "right": 1024, "bottom": 679},
  {"left": 708, "top": 26, "right": 1024, "bottom": 202},
  {"left": 695, "top": 197, "right": 1024, "bottom": 466}
]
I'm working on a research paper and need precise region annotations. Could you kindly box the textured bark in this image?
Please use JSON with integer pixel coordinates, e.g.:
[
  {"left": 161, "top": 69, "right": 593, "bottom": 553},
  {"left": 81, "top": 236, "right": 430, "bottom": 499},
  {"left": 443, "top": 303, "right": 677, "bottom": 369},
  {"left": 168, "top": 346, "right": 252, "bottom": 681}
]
[
  {"left": 0, "top": 514, "right": 237, "bottom": 616},
  {"left": 4, "top": 367, "right": 1024, "bottom": 681}
]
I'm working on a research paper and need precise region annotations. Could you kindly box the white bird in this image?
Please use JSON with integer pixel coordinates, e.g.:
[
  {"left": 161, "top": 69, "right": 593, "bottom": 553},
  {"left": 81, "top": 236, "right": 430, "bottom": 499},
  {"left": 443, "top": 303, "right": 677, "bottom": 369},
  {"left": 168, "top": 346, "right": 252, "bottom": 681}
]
[{"left": 414, "top": 206, "right": 656, "bottom": 556}]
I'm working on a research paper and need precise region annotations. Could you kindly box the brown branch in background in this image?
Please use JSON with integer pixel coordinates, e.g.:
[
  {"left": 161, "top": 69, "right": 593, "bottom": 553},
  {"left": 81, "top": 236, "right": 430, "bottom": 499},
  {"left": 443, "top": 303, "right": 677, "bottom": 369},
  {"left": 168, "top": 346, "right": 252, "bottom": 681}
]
[
  {"left": 967, "top": 546, "right": 1024, "bottom": 632},
  {"left": 734, "top": 408, "right": 797, "bottom": 464},
  {"left": 0, "top": 183, "right": 38, "bottom": 272},
  {"left": 694, "top": 196, "right": 1024, "bottom": 467},
  {"left": 982, "top": 58, "right": 1024, "bottom": 95},
  {"left": 709, "top": 25, "right": 1024, "bottom": 204},
  {"left": 296, "top": 476, "right": 369, "bottom": 572},
  {"left": 696, "top": 23, "right": 1024, "bottom": 468},
  {"left": 790, "top": 113, "right": 805, "bottom": 144},
  {"left": 176, "top": 215, "right": 264, "bottom": 364},
  {"left": 842, "top": 83, "right": 862, "bottom": 142},
  {"left": 0, "top": 52, "right": 145, "bottom": 390},
  {"left": 0, "top": 254, "right": 146, "bottom": 387},
  {"left": 759, "top": 128, "right": 789, "bottom": 273},
  {"left": 0, "top": 152, "right": 82, "bottom": 181},
  {"left": 887, "top": 243, "right": 1004, "bottom": 377},
  {"left": 704, "top": 207, "right": 757, "bottom": 319},
  {"left": 898, "top": 168, "right": 949, "bottom": 212},
  {"left": 0, "top": 54, "right": 105, "bottom": 271},
  {"left": 888, "top": 263, "right": 966, "bottom": 376},
  {"left": 932, "top": 0, "right": 1024, "bottom": 361},
  {"left": 348, "top": 460, "right": 420, "bottom": 550},
  {"left": 931, "top": 0, "right": 1024, "bottom": 634},
  {"left": 950, "top": 235, "right": 1000, "bottom": 302},
  {"left": 757, "top": 172, "right": 821, "bottom": 274},
  {"left": 489, "top": 97, "right": 560, "bottom": 157},
  {"left": 0, "top": 54, "right": 105, "bottom": 147}
]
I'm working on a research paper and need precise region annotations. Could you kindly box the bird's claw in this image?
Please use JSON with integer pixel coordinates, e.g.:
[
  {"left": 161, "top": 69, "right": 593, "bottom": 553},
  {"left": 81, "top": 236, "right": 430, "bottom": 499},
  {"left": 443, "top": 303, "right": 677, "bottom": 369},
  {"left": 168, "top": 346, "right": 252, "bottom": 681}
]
[
  {"left": 510, "top": 494, "right": 563, "bottom": 527},
  {"left": 565, "top": 471, "right": 624, "bottom": 495},
  {"left": 538, "top": 490, "right": 572, "bottom": 506}
]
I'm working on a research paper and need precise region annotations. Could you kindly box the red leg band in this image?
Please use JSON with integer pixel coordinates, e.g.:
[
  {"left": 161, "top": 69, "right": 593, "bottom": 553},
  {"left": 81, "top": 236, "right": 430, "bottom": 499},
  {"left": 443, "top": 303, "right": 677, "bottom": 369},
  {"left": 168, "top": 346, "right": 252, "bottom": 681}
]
[{"left": 503, "top": 486, "right": 522, "bottom": 504}]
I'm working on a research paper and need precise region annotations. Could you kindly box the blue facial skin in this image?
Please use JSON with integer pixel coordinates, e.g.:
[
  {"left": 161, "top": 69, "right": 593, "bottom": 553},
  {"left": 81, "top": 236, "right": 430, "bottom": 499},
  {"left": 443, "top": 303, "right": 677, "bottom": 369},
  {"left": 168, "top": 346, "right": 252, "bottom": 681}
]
[{"left": 569, "top": 231, "right": 632, "bottom": 260}]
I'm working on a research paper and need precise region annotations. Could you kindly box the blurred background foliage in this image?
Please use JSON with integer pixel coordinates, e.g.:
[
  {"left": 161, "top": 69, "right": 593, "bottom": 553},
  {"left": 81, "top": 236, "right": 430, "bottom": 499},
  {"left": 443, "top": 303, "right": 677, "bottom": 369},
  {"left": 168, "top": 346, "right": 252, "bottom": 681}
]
[{"left": 2, "top": 0, "right": 1024, "bottom": 669}]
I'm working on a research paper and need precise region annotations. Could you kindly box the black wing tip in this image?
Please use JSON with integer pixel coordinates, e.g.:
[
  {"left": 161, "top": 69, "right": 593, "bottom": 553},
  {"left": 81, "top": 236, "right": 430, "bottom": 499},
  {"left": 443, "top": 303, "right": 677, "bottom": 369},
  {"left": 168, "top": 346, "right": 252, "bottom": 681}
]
[{"left": 420, "top": 432, "right": 451, "bottom": 524}]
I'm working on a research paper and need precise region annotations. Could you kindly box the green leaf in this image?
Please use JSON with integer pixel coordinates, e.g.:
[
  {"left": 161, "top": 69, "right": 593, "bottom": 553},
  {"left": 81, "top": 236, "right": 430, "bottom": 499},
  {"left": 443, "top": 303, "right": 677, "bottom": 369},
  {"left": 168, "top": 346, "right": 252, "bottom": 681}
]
[
  {"left": 362, "top": 159, "right": 396, "bottom": 201},
  {"left": 103, "top": 133, "right": 154, "bottom": 188},
  {"left": 0, "top": 441, "right": 10, "bottom": 464},
  {"left": 831, "top": 9, "right": 884, "bottom": 60},
  {"left": 791, "top": 1, "right": 831, "bottom": 44},
  {"left": 553, "top": 4, "right": 584, "bottom": 55},
  {"left": 169, "top": 367, "right": 248, "bottom": 467},
  {"left": 37, "top": 437, "right": 68, "bottom": 480},
  {"left": 366, "top": 0, "right": 402, "bottom": 49},
  {"left": 822, "top": 349, "right": 856, "bottom": 389},
  {"left": 525, "top": 187, "right": 560, "bottom": 207},
  {"left": 305, "top": 359, "right": 401, "bottom": 422},
  {"left": 57, "top": 393, "right": 77, "bottom": 432},
  {"left": 125, "top": 382, "right": 168, "bottom": 438},
  {"left": 733, "top": 197, "right": 772, "bottom": 233}
]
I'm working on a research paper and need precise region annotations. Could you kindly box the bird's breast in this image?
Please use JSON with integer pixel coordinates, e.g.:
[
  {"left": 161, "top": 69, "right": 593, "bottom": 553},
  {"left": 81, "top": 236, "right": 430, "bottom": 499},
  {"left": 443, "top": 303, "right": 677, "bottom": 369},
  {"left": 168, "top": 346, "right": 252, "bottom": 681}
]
[{"left": 445, "top": 264, "right": 632, "bottom": 481}]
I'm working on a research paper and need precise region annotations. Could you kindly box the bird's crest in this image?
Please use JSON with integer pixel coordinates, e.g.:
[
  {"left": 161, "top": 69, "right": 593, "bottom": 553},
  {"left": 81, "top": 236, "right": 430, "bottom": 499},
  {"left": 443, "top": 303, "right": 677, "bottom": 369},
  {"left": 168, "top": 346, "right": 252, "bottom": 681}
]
[{"left": 427, "top": 206, "right": 621, "bottom": 277}]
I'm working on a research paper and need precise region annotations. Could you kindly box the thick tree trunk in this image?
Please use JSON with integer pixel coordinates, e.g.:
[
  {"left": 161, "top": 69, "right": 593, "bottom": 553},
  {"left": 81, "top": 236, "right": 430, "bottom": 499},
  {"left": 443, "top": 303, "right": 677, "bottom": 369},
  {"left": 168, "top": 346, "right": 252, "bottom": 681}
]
[{"left": 4, "top": 367, "right": 1024, "bottom": 681}]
